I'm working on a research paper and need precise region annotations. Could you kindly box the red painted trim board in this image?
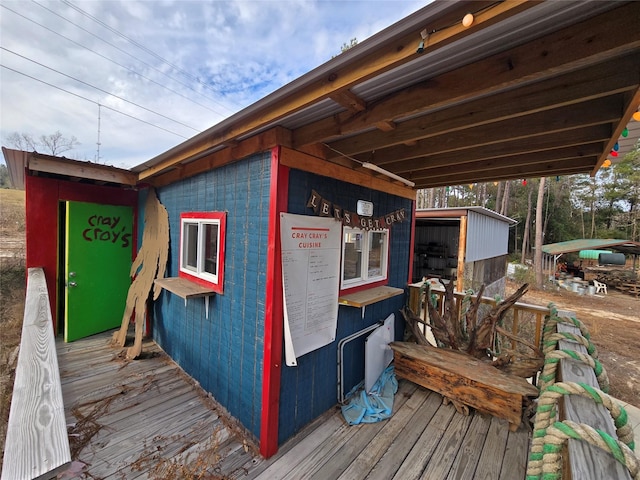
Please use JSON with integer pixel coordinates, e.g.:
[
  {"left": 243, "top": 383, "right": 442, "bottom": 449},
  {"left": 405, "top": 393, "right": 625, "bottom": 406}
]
[
  {"left": 408, "top": 199, "right": 416, "bottom": 283},
  {"left": 260, "top": 146, "right": 288, "bottom": 458}
]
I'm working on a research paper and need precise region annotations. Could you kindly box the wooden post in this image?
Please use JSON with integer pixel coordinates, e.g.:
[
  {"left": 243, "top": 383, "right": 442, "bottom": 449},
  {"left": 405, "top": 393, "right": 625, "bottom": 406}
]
[{"left": 456, "top": 215, "right": 467, "bottom": 292}]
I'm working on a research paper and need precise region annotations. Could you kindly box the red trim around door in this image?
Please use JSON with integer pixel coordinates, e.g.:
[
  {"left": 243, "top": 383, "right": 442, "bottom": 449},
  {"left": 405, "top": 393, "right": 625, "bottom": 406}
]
[{"left": 260, "top": 146, "right": 289, "bottom": 457}]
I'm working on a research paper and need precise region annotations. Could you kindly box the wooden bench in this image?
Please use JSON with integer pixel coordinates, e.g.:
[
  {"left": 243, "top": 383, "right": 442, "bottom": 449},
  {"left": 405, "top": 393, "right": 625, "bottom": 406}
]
[
  {"left": 390, "top": 341, "right": 538, "bottom": 431},
  {"left": 1, "top": 268, "right": 71, "bottom": 480},
  {"left": 620, "top": 283, "right": 640, "bottom": 297}
]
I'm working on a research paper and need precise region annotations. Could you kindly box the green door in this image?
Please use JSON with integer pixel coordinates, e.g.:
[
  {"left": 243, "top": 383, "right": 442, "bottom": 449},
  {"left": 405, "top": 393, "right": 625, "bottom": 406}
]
[{"left": 65, "top": 201, "right": 133, "bottom": 342}]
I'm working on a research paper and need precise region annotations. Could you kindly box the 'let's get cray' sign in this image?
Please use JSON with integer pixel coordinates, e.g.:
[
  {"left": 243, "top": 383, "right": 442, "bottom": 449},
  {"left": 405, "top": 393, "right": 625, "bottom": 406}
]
[{"left": 306, "top": 189, "right": 406, "bottom": 230}]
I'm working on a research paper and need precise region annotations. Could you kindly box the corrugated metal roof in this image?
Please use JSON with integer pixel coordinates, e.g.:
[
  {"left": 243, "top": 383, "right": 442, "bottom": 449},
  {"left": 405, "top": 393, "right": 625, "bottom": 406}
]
[
  {"left": 416, "top": 206, "right": 516, "bottom": 224},
  {"left": 542, "top": 239, "right": 640, "bottom": 256},
  {"left": 131, "top": 0, "right": 639, "bottom": 192},
  {"left": 1, "top": 147, "right": 27, "bottom": 190}
]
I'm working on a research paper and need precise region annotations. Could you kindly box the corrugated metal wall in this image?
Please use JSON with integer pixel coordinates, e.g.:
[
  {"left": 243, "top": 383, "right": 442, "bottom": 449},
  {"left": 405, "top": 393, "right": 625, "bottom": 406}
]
[
  {"left": 279, "top": 169, "right": 412, "bottom": 444},
  {"left": 152, "top": 152, "right": 271, "bottom": 440},
  {"left": 465, "top": 210, "right": 510, "bottom": 262}
]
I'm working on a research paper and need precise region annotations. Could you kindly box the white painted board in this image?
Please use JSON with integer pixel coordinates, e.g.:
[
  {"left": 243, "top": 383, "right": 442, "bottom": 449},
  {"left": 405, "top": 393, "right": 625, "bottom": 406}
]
[{"left": 365, "top": 313, "right": 395, "bottom": 392}]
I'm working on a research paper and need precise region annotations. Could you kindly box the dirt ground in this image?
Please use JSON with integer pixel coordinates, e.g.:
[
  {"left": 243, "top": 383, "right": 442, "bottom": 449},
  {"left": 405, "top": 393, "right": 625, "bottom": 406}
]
[{"left": 506, "top": 279, "right": 640, "bottom": 408}]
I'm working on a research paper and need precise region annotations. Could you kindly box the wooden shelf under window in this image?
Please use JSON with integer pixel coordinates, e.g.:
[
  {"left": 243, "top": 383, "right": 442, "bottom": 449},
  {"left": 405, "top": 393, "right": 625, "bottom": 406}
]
[
  {"left": 338, "top": 285, "right": 404, "bottom": 308},
  {"left": 154, "top": 277, "right": 215, "bottom": 299}
]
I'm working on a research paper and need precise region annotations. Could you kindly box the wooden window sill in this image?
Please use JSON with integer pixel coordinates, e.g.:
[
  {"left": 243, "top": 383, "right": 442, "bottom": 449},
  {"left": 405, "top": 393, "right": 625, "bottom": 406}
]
[
  {"left": 154, "top": 277, "right": 215, "bottom": 318},
  {"left": 339, "top": 285, "right": 404, "bottom": 317}
]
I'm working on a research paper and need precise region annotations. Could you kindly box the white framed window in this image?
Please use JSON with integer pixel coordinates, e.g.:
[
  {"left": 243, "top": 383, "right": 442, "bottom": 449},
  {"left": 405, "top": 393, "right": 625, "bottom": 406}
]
[
  {"left": 179, "top": 212, "right": 226, "bottom": 293},
  {"left": 341, "top": 226, "right": 389, "bottom": 290}
]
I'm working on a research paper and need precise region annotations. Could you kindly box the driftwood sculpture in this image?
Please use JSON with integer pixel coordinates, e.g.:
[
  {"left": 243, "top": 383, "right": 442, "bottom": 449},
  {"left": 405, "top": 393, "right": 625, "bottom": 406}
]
[
  {"left": 112, "top": 188, "right": 169, "bottom": 359},
  {"left": 402, "top": 280, "right": 543, "bottom": 377}
]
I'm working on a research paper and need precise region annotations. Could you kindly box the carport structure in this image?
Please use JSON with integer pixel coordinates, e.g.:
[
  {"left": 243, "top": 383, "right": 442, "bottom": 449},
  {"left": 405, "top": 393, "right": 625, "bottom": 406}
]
[
  {"left": 542, "top": 238, "right": 640, "bottom": 278},
  {"left": 136, "top": 1, "right": 640, "bottom": 191}
]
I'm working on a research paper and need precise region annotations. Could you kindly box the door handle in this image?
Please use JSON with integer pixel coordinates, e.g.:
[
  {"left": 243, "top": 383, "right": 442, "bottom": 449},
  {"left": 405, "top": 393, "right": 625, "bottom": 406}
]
[{"left": 69, "top": 281, "right": 78, "bottom": 287}]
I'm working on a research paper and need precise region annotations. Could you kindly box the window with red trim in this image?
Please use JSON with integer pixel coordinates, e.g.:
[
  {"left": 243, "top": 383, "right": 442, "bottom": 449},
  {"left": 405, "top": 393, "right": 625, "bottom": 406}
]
[
  {"left": 179, "top": 212, "right": 226, "bottom": 293},
  {"left": 340, "top": 226, "right": 389, "bottom": 290}
]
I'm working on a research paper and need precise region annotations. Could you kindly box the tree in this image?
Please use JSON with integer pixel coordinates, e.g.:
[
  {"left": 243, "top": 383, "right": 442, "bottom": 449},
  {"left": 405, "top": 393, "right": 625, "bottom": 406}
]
[
  {"left": 0, "top": 164, "right": 10, "bottom": 188},
  {"left": 534, "top": 177, "right": 546, "bottom": 287},
  {"left": 4, "top": 131, "right": 80, "bottom": 156}
]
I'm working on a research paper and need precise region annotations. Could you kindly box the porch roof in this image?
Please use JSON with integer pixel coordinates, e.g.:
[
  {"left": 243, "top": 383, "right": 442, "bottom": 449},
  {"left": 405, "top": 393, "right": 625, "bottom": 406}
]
[{"left": 132, "top": 1, "right": 640, "bottom": 192}]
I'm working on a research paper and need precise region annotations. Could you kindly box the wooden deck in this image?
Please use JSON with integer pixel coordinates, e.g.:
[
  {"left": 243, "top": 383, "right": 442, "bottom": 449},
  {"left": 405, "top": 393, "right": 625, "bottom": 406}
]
[
  {"left": 57, "top": 330, "right": 261, "bottom": 479},
  {"left": 249, "top": 381, "right": 531, "bottom": 480},
  {"left": 58, "top": 331, "right": 531, "bottom": 479}
]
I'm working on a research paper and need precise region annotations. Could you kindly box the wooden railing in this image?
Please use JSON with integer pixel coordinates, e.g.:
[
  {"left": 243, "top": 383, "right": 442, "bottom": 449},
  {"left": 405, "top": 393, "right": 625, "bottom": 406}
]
[
  {"left": 407, "top": 283, "right": 548, "bottom": 353},
  {"left": 1, "top": 268, "right": 71, "bottom": 480}
]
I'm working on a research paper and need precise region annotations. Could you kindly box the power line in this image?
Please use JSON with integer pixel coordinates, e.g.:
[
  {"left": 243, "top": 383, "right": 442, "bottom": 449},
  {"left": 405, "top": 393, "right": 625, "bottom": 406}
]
[
  {"left": 2, "top": 46, "right": 201, "bottom": 132},
  {"left": 0, "top": 64, "right": 189, "bottom": 139},
  {"left": 3, "top": 2, "right": 235, "bottom": 118},
  {"left": 60, "top": 0, "right": 233, "bottom": 108}
]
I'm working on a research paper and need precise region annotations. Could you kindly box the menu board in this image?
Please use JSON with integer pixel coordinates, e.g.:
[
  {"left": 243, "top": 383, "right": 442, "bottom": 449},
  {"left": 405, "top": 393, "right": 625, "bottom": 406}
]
[{"left": 280, "top": 213, "right": 342, "bottom": 366}]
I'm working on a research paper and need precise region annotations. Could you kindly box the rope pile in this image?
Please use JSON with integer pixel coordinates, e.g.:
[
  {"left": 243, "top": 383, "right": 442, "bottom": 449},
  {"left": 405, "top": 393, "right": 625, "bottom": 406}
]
[{"left": 526, "top": 306, "right": 639, "bottom": 480}]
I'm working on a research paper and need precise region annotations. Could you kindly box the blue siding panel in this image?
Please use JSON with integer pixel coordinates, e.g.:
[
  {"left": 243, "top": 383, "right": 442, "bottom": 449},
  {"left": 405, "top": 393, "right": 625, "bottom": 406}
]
[
  {"left": 277, "top": 169, "right": 412, "bottom": 444},
  {"left": 152, "top": 152, "right": 271, "bottom": 440}
]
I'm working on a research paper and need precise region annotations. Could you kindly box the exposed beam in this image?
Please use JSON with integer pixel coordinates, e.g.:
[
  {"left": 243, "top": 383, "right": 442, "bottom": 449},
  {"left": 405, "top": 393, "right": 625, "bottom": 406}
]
[
  {"left": 293, "top": 3, "right": 640, "bottom": 148},
  {"left": 407, "top": 144, "right": 603, "bottom": 178},
  {"left": 415, "top": 160, "right": 598, "bottom": 189},
  {"left": 278, "top": 147, "right": 415, "bottom": 200},
  {"left": 318, "top": 54, "right": 639, "bottom": 157},
  {"left": 386, "top": 127, "right": 610, "bottom": 175},
  {"left": 358, "top": 97, "right": 621, "bottom": 167},
  {"left": 329, "top": 90, "right": 366, "bottom": 113}
]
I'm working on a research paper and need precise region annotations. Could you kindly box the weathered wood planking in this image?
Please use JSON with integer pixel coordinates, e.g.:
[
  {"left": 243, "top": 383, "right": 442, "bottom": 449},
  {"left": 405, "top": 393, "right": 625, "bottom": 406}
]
[
  {"left": 556, "top": 312, "right": 632, "bottom": 480},
  {"left": 1, "top": 268, "right": 71, "bottom": 480},
  {"left": 249, "top": 380, "right": 531, "bottom": 480},
  {"left": 57, "top": 330, "right": 265, "bottom": 480},
  {"left": 390, "top": 341, "right": 538, "bottom": 431}
]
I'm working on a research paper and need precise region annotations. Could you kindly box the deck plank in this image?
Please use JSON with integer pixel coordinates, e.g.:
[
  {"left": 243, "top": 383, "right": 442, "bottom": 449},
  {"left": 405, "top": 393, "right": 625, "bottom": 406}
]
[
  {"left": 446, "top": 413, "right": 492, "bottom": 479},
  {"left": 418, "top": 411, "right": 474, "bottom": 479},
  {"left": 472, "top": 416, "right": 511, "bottom": 480},
  {"left": 308, "top": 382, "right": 418, "bottom": 480},
  {"left": 337, "top": 385, "right": 425, "bottom": 480},
  {"left": 390, "top": 402, "right": 457, "bottom": 480},
  {"left": 499, "top": 426, "right": 531, "bottom": 480},
  {"left": 366, "top": 388, "right": 443, "bottom": 480}
]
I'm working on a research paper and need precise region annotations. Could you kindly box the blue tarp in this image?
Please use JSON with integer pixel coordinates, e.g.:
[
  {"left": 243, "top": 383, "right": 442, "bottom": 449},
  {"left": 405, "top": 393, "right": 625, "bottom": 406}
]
[{"left": 341, "top": 366, "right": 398, "bottom": 425}]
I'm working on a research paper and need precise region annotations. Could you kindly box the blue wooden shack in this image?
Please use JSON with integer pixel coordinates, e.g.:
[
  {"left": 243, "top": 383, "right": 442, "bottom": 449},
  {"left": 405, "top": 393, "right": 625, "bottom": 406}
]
[{"left": 144, "top": 147, "right": 414, "bottom": 456}]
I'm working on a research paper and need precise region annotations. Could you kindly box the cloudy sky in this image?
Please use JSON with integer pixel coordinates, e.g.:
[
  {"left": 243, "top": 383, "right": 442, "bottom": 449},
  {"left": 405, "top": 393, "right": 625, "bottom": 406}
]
[{"left": 0, "top": 0, "right": 425, "bottom": 169}]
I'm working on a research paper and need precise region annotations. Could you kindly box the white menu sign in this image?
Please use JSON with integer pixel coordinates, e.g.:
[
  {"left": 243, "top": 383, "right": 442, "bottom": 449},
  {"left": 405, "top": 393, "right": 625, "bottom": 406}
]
[{"left": 280, "top": 213, "right": 342, "bottom": 366}]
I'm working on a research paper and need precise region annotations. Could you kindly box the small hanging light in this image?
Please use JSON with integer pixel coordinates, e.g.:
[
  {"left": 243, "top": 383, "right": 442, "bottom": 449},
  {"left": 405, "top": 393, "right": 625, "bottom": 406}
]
[
  {"left": 633, "top": 111, "right": 640, "bottom": 121},
  {"left": 493, "top": 181, "right": 498, "bottom": 186},
  {"left": 522, "top": 179, "right": 527, "bottom": 186},
  {"left": 602, "top": 159, "right": 612, "bottom": 167},
  {"left": 622, "top": 128, "right": 629, "bottom": 137},
  {"left": 556, "top": 176, "right": 560, "bottom": 182},
  {"left": 613, "top": 142, "right": 619, "bottom": 151},
  {"left": 462, "top": 13, "right": 474, "bottom": 27},
  {"left": 610, "top": 150, "right": 618, "bottom": 157},
  {"left": 469, "top": 183, "right": 474, "bottom": 189}
]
